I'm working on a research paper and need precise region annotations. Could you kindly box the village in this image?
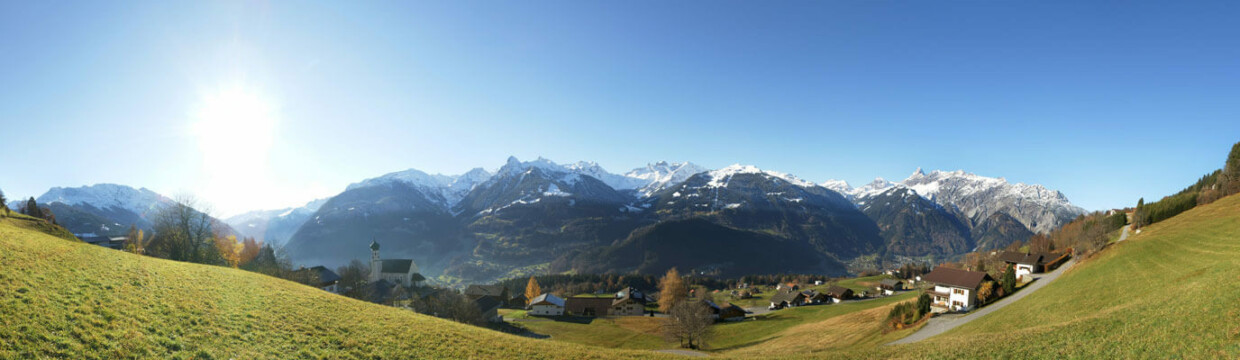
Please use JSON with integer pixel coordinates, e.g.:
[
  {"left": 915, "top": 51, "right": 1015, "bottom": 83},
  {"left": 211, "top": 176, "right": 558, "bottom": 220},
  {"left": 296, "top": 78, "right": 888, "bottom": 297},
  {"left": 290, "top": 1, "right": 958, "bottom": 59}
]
[{"left": 264, "top": 238, "right": 1075, "bottom": 351}]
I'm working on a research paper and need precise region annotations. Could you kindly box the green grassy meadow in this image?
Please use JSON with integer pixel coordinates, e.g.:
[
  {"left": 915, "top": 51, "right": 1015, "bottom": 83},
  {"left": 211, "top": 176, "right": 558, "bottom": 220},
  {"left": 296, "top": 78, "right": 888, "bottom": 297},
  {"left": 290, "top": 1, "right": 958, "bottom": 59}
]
[
  {"left": 879, "top": 194, "right": 1240, "bottom": 358},
  {"left": 0, "top": 214, "right": 671, "bottom": 359}
]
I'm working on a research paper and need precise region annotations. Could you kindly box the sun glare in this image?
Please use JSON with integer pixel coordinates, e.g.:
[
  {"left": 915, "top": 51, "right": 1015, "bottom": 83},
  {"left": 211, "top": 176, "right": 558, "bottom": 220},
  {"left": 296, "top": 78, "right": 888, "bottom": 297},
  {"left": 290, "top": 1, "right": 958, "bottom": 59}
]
[{"left": 191, "top": 83, "right": 280, "bottom": 215}]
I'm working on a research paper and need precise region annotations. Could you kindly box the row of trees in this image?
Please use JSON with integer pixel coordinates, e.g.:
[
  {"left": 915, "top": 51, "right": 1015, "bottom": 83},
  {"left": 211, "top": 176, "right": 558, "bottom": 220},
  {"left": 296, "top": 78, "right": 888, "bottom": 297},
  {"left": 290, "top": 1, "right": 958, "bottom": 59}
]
[
  {"left": 886, "top": 294, "right": 932, "bottom": 330},
  {"left": 1135, "top": 141, "right": 1240, "bottom": 228}
]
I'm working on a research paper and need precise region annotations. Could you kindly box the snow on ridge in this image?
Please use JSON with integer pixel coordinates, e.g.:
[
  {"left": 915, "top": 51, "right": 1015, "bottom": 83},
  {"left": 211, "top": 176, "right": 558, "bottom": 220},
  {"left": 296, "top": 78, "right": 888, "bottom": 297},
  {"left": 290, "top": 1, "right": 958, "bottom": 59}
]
[
  {"left": 37, "top": 184, "right": 168, "bottom": 215},
  {"left": 705, "top": 164, "right": 817, "bottom": 188}
]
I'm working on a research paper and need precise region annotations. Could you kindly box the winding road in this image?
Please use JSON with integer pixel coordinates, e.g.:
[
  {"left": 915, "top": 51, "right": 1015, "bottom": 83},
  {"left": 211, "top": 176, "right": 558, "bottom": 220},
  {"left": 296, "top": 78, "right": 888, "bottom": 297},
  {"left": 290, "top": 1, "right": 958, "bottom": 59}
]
[{"left": 887, "top": 257, "right": 1076, "bottom": 345}]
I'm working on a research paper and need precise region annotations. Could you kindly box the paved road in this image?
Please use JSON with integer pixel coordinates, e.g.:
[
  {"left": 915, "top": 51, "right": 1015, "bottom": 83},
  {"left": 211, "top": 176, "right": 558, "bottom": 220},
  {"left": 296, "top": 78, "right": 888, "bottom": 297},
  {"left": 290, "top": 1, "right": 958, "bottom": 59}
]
[
  {"left": 887, "top": 258, "right": 1076, "bottom": 345},
  {"left": 1117, "top": 224, "right": 1131, "bottom": 242}
]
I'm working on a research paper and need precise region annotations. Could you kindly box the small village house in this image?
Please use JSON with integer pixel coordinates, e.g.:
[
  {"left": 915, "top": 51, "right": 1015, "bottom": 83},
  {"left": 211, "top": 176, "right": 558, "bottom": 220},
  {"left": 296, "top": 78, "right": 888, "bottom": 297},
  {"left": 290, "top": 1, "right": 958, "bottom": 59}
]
[
  {"left": 565, "top": 296, "right": 612, "bottom": 317},
  {"left": 802, "top": 289, "right": 831, "bottom": 304},
  {"left": 611, "top": 287, "right": 648, "bottom": 316},
  {"left": 464, "top": 284, "right": 511, "bottom": 304},
  {"left": 298, "top": 266, "right": 341, "bottom": 293},
  {"left": 824, "top": 286, "right": 854, "bottom": 303},
  {"left": 769, "top": 289, "right": 806, "bottom": 309},
  {"left": 922, "top": 267, "right": 995, "bottom": 313},
  {"left": 526, "top": 293, "right": 565, "bottom": 316},
  {"left": 473, "top": 296, "right": 503, "bottom": 323},
  {"left": 878, "top": 279, "right": 905, "bottom": 296},
  {"left": 999, "top": 251, "right": 1070, "bottom": 282}
]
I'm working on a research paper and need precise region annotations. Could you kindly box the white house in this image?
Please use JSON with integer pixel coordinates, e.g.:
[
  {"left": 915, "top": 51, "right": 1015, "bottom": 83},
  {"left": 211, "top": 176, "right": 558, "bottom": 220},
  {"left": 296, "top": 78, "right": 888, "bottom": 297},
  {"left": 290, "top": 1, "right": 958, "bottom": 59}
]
[
  {"left": 922, "top": 267, "right": 994, "bottom": 313},
  {"left": 527, "top": 293, "right": 566, "bottom": 316},
  {"left": 369, "top": 240, "right": 423, "bottom": 288},
  {"left": 999, "top": 251, "right": 1067, "bottom": 282}
]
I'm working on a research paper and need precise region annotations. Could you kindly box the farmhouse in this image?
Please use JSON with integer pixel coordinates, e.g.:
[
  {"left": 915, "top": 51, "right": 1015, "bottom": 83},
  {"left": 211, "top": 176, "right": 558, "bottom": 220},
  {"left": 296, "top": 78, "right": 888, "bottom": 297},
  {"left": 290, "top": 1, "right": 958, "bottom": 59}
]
[
  {"left": 802, "top": 289, "right": 831, "bottom": 304},
  {"left": 922, "top": 267, "right": 995, "bottom": 313},
  {"left": 999, "top": 251, "right": 1070, "bottom": 281},
  {"left": 878, "top": 279, "right": 905, "bottom": 295},
  {"left": 368, "top": 241, "right": 423, "bottom": 288},
  {"left": 565, "top": 296, "right": 613, "bottom": 317},
  {"left": 473, "top": 296, "right": 503, "bottom": 323},
  {"left": 527, "top": 293, "right": 565, "bottom": 316},
  {"left": 611, "top": 287, "right": 648, "bottom": 316},
  {"left": 769, "top": 289, "right": 806, "bottom": 309},
  {"left": 824, "top": 286, "right": 854, "bottom": 303},
  {"left": 701, "top": 300, "right": 748, "bottom": 321},
  {"left": 300, "top": 266, "right": 341, "bottom": 293},
  {"left": 464, "top": 284, "right": 510, "bottom": 303}
]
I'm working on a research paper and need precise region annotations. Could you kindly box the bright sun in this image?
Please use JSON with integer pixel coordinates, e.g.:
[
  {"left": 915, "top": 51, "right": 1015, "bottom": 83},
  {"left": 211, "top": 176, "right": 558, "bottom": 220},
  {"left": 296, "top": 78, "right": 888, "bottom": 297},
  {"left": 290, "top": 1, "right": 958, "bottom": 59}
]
[{"left": 191, "top": 83, "right": 279, "bottom": 214}]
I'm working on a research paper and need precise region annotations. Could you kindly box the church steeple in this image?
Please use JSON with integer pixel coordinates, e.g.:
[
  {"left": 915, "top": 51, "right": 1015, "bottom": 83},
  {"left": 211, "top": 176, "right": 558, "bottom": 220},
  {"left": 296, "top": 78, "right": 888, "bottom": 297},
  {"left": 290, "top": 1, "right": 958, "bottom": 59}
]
[{"left": 369, "top": 239, "right": 381, "bottom": 283}]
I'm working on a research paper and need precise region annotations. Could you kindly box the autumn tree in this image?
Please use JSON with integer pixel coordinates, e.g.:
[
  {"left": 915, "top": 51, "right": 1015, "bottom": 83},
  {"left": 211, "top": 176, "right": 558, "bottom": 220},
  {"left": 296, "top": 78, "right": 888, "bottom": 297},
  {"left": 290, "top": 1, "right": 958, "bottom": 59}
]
[
  {"left": 238, "top": 237, "right": 262, "bottom": 266},
  {"left": 524, "top": 276, "right": 542, "bottom": 305},
  {"left": 976, "top": 281, "right": 995, "bottom": 305},
  {"left": 663, "top": 300, "right": 714, "bottom": 350},
  {"left": 215, "top": 235, "right": 244, "bottom": 268},
  {"left": 659, "top": 267, "right": 688, "bottom": 313},
  {"left": 124, "top": 225, "right": 146, "bottom": 254}
]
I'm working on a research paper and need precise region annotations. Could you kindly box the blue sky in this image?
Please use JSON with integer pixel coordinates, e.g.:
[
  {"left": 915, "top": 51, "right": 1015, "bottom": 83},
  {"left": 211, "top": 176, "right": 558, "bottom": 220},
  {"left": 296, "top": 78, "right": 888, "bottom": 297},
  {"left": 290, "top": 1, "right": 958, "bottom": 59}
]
[{"left": 1, "top": 1, "right": 1238, "bottom": 216}]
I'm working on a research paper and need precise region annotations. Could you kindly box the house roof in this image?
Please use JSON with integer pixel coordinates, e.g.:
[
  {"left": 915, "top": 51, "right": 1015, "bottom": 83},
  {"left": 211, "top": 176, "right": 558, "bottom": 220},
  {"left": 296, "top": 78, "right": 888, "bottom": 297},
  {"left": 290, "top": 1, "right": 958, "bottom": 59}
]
[
  {"left": 528, "top": 293, "right": 565, "bottom": 307},
  {"left": 999, "top": 251, "right": 1059, "bottom": 266},
  {"left": 379, "top": 259, "right": 415, "bottom": 274},
  {"left": 308, "top": 266, "right": 340, "bottom": 285},
  {"left": 770, "top": 289, "right": 805, "bottom": 304},
  {"left": 825, "top": 286, "right": 853, "bottom": 298},
  {"left": 613, "top": 287, "right": 647, "bottom": 306},
  {"left": 922, "top": 267, "right": 993, "bottom": 289},
  {"left": 473, "top": 296, "right": 502, "bottom": 313},
  {"left": 879, "top": 279, "right": 902, "bottom": 288},
  {"left": 464, "top": 284, "right": 507, "bottom": 298}
]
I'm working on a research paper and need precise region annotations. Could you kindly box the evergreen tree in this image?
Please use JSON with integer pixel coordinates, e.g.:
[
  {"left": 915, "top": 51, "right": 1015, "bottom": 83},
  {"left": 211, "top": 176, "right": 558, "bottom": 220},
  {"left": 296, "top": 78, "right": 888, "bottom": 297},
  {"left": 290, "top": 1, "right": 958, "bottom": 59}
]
[
  {"left": 24, "top": 198, "right": 43, "bottom": 219},
  {"left": 1001, "top": 265, "right": 1017, "bottom": 295},
  {"left": 916, "top": 293, "right": 931, "bottom": 316},
  {"left": 0, "top": 188, "right": 7, "bottom": 217}
]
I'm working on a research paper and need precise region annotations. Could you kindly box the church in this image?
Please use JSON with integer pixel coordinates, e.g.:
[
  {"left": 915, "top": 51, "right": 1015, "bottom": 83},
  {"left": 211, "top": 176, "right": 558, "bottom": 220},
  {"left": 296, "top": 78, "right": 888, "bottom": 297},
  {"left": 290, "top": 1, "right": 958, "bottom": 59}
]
[{"left": 369, "top": 240, "right": 423, "bottom": 287}]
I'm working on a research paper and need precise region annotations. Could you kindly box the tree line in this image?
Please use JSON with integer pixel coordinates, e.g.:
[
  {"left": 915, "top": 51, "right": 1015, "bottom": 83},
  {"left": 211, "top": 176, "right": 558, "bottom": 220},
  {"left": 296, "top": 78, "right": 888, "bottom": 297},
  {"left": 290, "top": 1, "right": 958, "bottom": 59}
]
[{"left": 1135, "top": 141, "right": 1240, "bottom": 228}]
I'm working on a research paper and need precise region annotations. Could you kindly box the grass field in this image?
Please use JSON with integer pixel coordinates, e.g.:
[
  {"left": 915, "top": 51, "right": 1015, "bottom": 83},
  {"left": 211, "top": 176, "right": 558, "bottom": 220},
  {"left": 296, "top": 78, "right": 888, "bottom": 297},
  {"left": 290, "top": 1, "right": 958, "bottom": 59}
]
[
  {"left": 878, "top": 194, "right": 1240, "bottom": 358},
  {"left": 710, "top": 292, "right": 919, "bottom": 352},
  {"left": 0, "top": 214, "right": 672, "bottom": 359},
  {"left": 724, "top": 274, "right": 907, "bottom": 308},
  {"left": 515, "top": 316, "right": 669, "bottom": 350}
]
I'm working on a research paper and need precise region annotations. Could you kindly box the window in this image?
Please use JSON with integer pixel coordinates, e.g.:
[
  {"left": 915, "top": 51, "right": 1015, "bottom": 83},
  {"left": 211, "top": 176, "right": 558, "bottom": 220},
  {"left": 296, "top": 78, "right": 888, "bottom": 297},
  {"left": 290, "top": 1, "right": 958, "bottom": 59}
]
[{"left": 953, "top": 288, "right": 965, "bottom": 295}]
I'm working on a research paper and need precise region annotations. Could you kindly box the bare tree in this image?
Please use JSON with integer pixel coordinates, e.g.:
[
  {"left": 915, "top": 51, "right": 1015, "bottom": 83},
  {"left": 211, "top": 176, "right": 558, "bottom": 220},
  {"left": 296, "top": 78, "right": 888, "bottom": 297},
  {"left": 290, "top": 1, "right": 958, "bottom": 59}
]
[
  {"left": 336, "top": 259, "right": 373, "bottom": 301},
  {"left": 148, "top": 194, "right": 219, "bottom": 264},
  {"left": 663, "top": 300, "right": 714, "bottom": 350}
]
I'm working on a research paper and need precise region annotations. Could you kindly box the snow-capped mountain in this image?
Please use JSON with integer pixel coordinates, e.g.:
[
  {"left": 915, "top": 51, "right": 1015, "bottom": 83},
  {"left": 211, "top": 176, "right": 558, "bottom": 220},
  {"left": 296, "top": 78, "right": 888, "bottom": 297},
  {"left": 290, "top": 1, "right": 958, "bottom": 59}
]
[
  {"left": 225, "top": 198, "right": 328, "bottom": 245},
  {"left": 345, "top": 167, "right": 492, "bottom": 208},
  {"left": 623, "top": 161, "right": 708, "bottom": 197},
  {"left": 37, "top": 184, "right": 169, "bottom": 217},
  {"left": 828, "top": 168, "right": 1085, "bottom": 234},
  {"left": 901, "top": 168, "right": 1084, "bottom": 234}
]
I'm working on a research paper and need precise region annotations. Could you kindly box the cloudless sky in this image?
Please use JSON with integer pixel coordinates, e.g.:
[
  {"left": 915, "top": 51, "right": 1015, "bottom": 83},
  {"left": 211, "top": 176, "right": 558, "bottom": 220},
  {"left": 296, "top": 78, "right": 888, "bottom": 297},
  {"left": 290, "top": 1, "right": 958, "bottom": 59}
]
[{"left": 2, "top": 1, "right": 1238, "bottom": 216}]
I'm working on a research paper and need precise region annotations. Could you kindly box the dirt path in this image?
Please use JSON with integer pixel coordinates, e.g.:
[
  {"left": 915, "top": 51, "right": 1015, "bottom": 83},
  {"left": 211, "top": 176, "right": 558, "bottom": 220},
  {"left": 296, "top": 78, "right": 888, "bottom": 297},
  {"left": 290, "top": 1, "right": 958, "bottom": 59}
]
[
  {"left": 655, "top": 349, "right": 710, "bottom": 357},
  {"left": 887, "top": 258, "right": 1076, "bottom": 345},
  {"left": 1118, "top": 224, "right": 1131, "bottom": 242}
]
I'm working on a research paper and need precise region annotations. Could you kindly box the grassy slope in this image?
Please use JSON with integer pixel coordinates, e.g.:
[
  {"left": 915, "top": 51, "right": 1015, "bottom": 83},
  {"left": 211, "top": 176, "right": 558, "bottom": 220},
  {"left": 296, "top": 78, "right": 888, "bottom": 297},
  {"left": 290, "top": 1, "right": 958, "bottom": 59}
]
[
  {"left": 878, "top": 194, "right": 1240, "bottom": 359},
  {"left": 711, "top": 292, "right": 918, "bottom": 352},
  {"left": 0, "top": 215, "right": 670, "bottom": 359}
]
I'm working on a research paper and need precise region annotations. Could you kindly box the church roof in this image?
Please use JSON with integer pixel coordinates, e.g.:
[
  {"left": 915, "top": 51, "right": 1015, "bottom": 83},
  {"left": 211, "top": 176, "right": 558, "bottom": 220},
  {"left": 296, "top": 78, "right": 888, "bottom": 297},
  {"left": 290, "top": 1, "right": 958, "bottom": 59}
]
[
  {"left": 380, "top": 259, "right": 415, "bottom": 274},
  {"left": 370, "top": 240, "right": 380, "bottom": 251}
]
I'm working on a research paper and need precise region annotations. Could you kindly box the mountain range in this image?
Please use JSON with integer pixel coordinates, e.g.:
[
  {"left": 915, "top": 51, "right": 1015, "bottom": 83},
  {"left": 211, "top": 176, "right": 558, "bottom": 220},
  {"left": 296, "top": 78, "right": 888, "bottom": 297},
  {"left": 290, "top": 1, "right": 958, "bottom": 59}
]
[{"left": 20, "top": 157, "right": 1086, "bottom": 284}]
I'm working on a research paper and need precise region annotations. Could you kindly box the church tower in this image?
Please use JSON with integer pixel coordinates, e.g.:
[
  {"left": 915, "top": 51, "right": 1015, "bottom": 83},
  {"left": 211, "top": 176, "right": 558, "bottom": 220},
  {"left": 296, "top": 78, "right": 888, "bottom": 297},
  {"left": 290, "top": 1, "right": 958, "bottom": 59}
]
[{"left": 369, "top": 240, "right": 381, "bottom": 282}]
